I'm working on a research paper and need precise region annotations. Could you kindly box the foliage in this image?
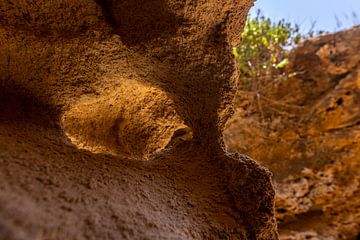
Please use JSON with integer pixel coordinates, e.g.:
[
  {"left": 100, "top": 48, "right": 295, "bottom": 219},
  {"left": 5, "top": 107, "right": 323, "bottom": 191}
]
[{"left": 233, "top": 10, "right": 302, "bottom": 91}]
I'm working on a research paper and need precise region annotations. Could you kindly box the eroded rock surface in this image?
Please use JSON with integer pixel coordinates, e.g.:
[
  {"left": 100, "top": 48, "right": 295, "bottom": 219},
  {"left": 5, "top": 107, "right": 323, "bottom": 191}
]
[
  {"left": 225, "top": 26, "right": 360, "bottom": 240},
  {"left": 0, "top": 0, "right": 277, "bottom": 239}
]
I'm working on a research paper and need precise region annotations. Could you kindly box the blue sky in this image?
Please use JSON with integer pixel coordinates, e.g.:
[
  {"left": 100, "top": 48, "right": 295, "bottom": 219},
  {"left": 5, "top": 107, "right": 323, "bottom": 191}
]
[{"left": 250, "top": 0, "right": 360, "bottom": 33}]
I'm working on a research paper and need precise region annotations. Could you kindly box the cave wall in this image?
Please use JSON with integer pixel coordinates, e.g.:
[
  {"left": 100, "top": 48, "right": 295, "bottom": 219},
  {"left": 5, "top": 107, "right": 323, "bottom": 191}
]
[{"left": 0, "top": 0, "right": 278, "bottom": 239}]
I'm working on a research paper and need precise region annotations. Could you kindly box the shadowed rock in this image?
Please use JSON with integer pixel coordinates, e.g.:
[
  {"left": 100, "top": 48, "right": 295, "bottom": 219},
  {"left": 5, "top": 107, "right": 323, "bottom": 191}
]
[{"left": 0, "top": 0, "right": 278, "bottom": 239}]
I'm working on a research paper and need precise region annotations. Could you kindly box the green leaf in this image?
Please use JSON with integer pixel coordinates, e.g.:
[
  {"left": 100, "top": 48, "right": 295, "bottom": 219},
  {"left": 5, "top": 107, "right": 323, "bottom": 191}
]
[
  {"left": 232, "top": 47, "right": 240, "bottom": 59},
  {"left": 261, "top": 37, "right": 269, "bottom": 46},
  {"left": 275, "top": 58, "right": 289, "bottom": 69}
]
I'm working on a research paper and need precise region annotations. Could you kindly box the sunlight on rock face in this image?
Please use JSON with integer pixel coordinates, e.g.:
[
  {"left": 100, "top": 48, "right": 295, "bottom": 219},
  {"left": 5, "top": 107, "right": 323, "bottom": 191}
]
[
  {"left": 61, "top": 78, "right": 191, "bottom": 159},
  {"left": 224, "top": 26, "right": 360, "bottom": 240}
]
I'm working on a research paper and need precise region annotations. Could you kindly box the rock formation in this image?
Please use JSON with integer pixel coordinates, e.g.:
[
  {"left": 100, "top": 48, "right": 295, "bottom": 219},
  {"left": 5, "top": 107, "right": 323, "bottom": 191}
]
[
  {"left": 0, "top": 0, "right": 278, "bottom": 239},
  {"left": 225, "top": 26, "right": 360, "bottom": 240}
]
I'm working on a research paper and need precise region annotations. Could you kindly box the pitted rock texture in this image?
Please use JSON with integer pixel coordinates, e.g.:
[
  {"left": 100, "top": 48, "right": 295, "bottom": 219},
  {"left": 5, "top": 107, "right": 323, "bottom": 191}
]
[
  {"left": 61, "top": 79, "right": 189, "bottom": 159},
  {"left": 225, "top": 26, "right": 360, "bottom": 240},
  {"left": 0, "top": 0, "right": 278, "bottom": 239}
]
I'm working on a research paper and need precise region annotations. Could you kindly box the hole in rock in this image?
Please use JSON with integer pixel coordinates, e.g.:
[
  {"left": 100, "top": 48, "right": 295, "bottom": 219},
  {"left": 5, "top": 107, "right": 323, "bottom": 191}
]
[
  {"left": 276, "top": 208, "right": 287, "bottom": 214},
  {"left": 336, "top": 97, "right": 343, "bottom": 105},
  {"left": 61, "top": 79, "right": 192, "bottom": 160}
]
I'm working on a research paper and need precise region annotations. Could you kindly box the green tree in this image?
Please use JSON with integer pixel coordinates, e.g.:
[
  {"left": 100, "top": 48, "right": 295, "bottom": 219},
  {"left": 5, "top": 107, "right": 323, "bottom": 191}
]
[{"left": 233, "top": 10, "right": 302, "bottom": 91}]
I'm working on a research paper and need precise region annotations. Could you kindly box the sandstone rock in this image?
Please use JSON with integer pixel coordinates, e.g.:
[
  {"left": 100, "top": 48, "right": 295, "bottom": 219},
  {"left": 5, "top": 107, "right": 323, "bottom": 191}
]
[
  {"left": 0, "top": 0, "right": 278, "bottom": 239},
  {"left": 225, "top": 26, "right": 360, "bottom": 240}
]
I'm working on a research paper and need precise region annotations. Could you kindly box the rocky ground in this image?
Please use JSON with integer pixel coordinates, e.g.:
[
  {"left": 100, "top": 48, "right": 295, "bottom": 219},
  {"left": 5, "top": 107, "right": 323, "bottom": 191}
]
[{"left": 225, "top": 26, "right": 360, "bottom": 240}]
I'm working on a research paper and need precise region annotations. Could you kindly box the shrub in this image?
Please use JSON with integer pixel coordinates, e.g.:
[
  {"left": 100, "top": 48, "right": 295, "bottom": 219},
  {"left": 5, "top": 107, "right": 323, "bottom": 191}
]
[{"left": 233, "top": 10, "right": 302, "bottom": 91}]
